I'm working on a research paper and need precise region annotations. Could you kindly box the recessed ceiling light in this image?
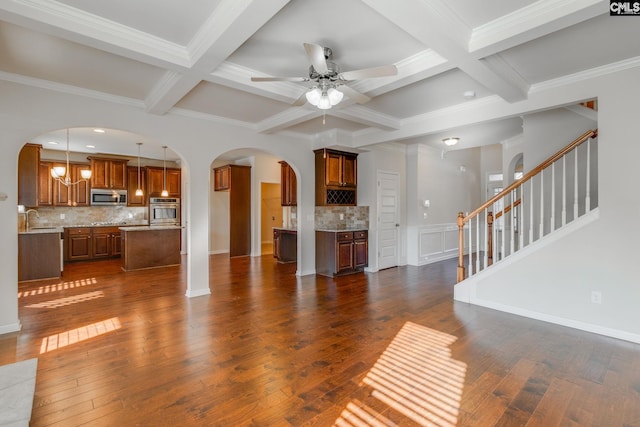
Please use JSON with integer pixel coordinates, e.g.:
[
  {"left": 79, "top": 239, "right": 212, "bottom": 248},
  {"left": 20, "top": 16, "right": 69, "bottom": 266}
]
[
  {"left": 443, "top": 137, "right": 460, "bottom": 146},
  {"left": 86, "top": 145, "right": 95, "bottom": 149},
  {"left": 463, "top": 90, "right": 476, "bottom": 100},
  {"left": 47, "top": 141, "right": 58, "bottom": 145},
  {"left": 93, "top": 128, "right": 105, "bottom": 133}
]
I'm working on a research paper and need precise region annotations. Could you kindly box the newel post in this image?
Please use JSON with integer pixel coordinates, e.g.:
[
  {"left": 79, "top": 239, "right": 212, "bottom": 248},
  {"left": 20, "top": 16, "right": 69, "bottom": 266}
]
[
  {"left": 457, "top": 212, "right": 465, "bottom": 282},
  {"left": 487, "top": 211, "right": 494, "bottom": 266}
]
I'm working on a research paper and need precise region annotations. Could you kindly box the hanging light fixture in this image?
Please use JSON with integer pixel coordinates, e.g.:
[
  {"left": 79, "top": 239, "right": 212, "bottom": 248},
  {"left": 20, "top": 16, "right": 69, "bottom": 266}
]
[
  {"left": 306, "top": 80, "right": 343, "bottom": 110},
  {"left": 50, "top": 128, "right": 92, "bottom": 186},
  {"left": 161, "top": 145, "right": 169, "bottom": 197},
  {"left": 135, "top": 142, "right": 144, "bottom": 197}
]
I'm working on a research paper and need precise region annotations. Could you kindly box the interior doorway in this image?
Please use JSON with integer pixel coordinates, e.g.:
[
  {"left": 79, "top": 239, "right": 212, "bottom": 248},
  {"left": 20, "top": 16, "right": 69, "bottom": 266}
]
[{"left": 260, "top": 182, "right": 282, "bottom": 255}]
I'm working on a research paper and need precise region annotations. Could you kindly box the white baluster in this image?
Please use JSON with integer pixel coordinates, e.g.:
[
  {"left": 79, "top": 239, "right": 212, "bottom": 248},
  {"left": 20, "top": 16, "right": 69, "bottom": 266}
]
[
  {"left": 519, "top": 184, "right": 524, "bottom": 251},
  {"left": 562, "top": 155, "right": 567, "bottom": 226},
  {"left": 476, "top": 214, "right": 480, "bottom": 274},
  {"left": 501, "top": 194, "right": 506, "bottom": 260},
  {"left": 586, "top": 138, "right": 591, "bottom": 211},
  {"left": 550, "top": 162, "right": 555, "bottom": 232},
  {"left": 483, "top": 208, "right": 488, "bottom": 269},
  {"left": 574, "top": 147, "right": 579, "bottom": 220},
  {"left": 468, "top": 216, "right": 473, "bottom": 276},
  {"left": 510, "top": 189, "right": 515, "bottom": 255},
  {"left": 539, "top": 172, "right": 545, "bottom": 238},
  {"left": 529, "top": 179, "right": 534, "bottom": 244}
]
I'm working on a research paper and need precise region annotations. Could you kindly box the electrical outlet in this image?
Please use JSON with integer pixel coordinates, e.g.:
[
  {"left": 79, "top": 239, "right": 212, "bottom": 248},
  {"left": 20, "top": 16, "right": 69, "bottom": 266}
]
[
  {"left": 60, "top": 213, "right": 65, "bottom": 220},
  {"left": 339, "top": 213, "right": 344, "bottom": 220},
  {"left": 591, "top": 291, "right": 602, "bottom": 304}
]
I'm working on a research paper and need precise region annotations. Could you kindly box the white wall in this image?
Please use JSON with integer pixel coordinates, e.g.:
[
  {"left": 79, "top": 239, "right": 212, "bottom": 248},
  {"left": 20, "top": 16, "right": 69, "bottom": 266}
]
[
  {"left": 457, "top": 66, "right": 640, "bottom": 343},
  {"left": 0, "top": 81, "right": 317, "bottom": 332}
]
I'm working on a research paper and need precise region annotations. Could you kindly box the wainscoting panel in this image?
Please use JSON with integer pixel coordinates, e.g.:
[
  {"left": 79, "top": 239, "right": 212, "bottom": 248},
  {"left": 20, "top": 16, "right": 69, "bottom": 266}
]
[{"left": 407, "top": 224, "right": 467, "bottom": 266}]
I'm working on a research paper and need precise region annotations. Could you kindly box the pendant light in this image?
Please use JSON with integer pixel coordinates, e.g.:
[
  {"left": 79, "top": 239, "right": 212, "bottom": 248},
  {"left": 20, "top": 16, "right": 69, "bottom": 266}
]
[
  {"left": 135, "top": 142, "right": 144, "bottom": 197},
  {"left": 51, "top": 128, "right": 92, "bottom": 185},
  {"left": 161, "top": 145, "right": 169, "bottom": 197}
]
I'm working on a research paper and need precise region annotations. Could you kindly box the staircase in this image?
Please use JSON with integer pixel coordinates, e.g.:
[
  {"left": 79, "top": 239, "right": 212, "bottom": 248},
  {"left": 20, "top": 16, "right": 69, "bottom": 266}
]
[{"left": 455, "top": 129, "right": 598, "bottom": 283}]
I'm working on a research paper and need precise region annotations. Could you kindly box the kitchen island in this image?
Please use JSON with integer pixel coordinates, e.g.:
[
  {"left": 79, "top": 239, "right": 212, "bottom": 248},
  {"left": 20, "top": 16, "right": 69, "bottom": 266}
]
[
  {"left": 18, "top": 227, "right": 63, "bottom": 281},
  {"left": 120, "top": 226, "right": 182, "bottom": 271}
]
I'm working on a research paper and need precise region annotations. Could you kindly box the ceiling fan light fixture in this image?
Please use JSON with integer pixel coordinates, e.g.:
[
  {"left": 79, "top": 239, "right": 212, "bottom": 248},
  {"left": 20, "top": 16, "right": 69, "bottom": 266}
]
[
  {"left": 327, "top": 87, "right": 343, "bottom": 105},
  {"left": 317, "top": 92, "right": 332, "bottom": 110},
  {"left": 306, "top": 87, "right": 322, "bottom": 106},
  {"left": 443, "top": 137, "right": 460, "bottom": 146}
]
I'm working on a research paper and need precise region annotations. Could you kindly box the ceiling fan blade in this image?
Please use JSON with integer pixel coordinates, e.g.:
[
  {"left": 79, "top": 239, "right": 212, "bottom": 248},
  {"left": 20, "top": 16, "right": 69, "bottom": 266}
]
[
  {"left": 339, "top": 64, "right": 398, "bottom": 81},
  {"left": 251, "top": 76, "right": 308, "bottom": 82},
  {"left": 339, "top": 85, "right": 371, "bottom": 104},
  {"left": 303, "top": 43, "right": 329, "bottom": 74}
]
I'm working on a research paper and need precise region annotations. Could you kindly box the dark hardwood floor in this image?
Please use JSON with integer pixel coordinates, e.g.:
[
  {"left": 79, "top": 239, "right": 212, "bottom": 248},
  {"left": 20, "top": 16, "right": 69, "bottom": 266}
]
[{"left": 2, "top": 254, "right": 640, "bottom": 426}]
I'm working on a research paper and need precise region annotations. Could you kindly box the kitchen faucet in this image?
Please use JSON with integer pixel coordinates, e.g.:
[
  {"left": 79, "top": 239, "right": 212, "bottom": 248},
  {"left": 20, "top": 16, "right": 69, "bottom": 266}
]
[{"left": 24, "top": 209, "right": 39, "bottom": 231}]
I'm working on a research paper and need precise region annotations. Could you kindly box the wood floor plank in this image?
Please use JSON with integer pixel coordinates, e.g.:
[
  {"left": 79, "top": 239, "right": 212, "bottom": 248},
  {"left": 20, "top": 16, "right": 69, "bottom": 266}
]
[{"left": 3, "top": 255, "right": 640, "bottom": 426}]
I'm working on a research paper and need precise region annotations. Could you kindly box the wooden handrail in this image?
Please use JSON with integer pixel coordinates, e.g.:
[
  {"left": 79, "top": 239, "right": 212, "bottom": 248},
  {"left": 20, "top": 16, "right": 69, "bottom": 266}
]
[
  {"left": 494, "top": 199, "right": 522, "bottom": 220},
  {"left": 461, "top": 129, "right": 597, "bottom": 224}
]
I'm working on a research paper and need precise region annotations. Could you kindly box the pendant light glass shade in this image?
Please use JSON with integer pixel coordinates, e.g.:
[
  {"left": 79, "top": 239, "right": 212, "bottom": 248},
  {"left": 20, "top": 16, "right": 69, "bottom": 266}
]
[
  {"left": 161, "top": 145, "right": 169, "bottom": 197},
  {"left": 135, "top": 142, "right": 144, "bottom": 197}
]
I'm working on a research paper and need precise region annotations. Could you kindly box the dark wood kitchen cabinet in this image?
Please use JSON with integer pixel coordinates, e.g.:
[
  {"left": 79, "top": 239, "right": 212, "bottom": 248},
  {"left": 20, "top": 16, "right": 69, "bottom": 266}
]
[
  {"left": 147, "top": 167, "right": 181, "bottom": 198},
  {"left": 65, "top": 227, "right": 92, "bottom": 261},
  {"left": 279, "top": 161, "right": 297, "bottom": 206},
  {"left": 18, "top": 143, "right": 41, "bottom": 207},
  {"left": 273, "top": 228, "right": 296, "bottom": 263},
  {"left": 213, "top": 164, "right": 251, "bottom": 257},
  {"left": 40, "top": 161, "right": 91, "bottom": 207},
  {"left": 89, "top": 157, "right": 128, "bottom": 190},
  {"left": 314, "top": 148, "right": 358, "bottom": 206},
  {"left": 127, "top": 166, "right": 147, "bottom": 206},
  {"left": 315, "top": 230, "right": 368, "bottom": 276},
  {"left": 92, "top": 227, "right": 121, "bottom": 259}
]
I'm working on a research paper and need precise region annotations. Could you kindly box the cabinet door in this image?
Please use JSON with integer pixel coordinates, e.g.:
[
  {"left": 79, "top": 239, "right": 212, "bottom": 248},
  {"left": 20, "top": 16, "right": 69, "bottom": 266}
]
[
  {"left": 110, "top": 160, "right": 127, "bottom": 190},
  {"left": 279, "top": 162, "right": 297, "bottom": 206},
  {"left": 127, "top": 166, "right": 147, "bottom": 206},
  {"left": 166, "top": 169, "right": 181, "bottom": 197},
  {"left": 341, "top": 154, "right": 357, "bottom": 188},
  {"left": 52, "top": 162, "right": 71, "bottom": 206},
  {"left": 146, "top": 167, "right": 164, "bottom": 197},
  {"left": 273, "top": 230, "right": 280, "bottom": 259},
  {"left": 67, "top": 230, "right": 91, "bottom": 260},
  {"left": 38, "top": 162, "right": 53, "bottom": 206},
  {"left": 18, "top": 144, "right": 40, "bottom": 207},
  {"left": 111, "top": 233, "right": 122, "bottom": 257},
  {"left": 92, "top": 231, "right": 110, "bottom": 258},
  {"left": 72, "top": 164, "right": 91, "bottom": 206},
  {"left": 354, "top": 239, "right": 368, "bottom": 268},
  {"left": 90, "top": 159, "right": 109, "bottom": 189},
  {"left": 214, "top": 166, "right": 230, "bottom": 191},
  {"left": 336, "top": 241, "right": 354, "bottom": 273},
  {"left": 325, "top": 152, "right": 343, "bottom": 187}
]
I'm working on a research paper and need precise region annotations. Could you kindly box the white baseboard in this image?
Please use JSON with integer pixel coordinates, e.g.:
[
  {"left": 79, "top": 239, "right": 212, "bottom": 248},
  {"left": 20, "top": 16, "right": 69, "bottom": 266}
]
[
  {"left": 185, "top": 288, "right": 211, "bottom": 298},
  {"left": 209, "top": 249, "right": 229, "bottom": 255},
  {"left": 0, "top": 321, "right": 21, "bottom": 335}
]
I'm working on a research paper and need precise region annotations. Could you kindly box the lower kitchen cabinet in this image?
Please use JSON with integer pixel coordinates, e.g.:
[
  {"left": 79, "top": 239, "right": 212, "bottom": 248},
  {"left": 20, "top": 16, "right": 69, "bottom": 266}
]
[
  {"left": 65, "top": 226, "right": 122, "bottom": 261},
  {"left": 315, "top": 230, "right": 368, "bottom": 277},
  {"left": 273, "top": 228, "right": 296, "bottom": 263}
]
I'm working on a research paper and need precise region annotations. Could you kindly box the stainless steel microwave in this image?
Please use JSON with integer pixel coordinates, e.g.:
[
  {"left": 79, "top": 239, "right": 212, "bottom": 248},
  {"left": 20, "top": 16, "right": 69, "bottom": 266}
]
[{"left": 90, "top": 189, "right": 127, "bottom": 206}]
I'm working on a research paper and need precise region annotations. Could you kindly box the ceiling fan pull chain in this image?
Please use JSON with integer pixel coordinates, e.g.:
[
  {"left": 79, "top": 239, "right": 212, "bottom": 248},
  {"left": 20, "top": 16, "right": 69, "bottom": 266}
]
[{"left": 323, "top": 110, "right": 326, "bottom": 125}]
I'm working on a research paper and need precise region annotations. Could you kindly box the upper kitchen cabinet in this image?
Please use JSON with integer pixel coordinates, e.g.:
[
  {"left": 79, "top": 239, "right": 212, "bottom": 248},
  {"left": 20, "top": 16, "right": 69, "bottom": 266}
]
[
  {"left": 127, "top": 166, "right": 147, "bottom": 206},
  {"left": 314, "top": 148, "right": 358, "bottom": 206},
  {"left": 18, "top": 143, "right": 41, "bottom": 207},
  {"left": 279, "top": 161, "right": 297, "bottom": 206},
  {"left": 147, "top": 167, "right": 181, "bottom": 198},
  {"left": 89, "top": 157, "right": 128, "bottom": 190},
  {"left": 39, "top": 161, "right": 91, "bottom": 207}
]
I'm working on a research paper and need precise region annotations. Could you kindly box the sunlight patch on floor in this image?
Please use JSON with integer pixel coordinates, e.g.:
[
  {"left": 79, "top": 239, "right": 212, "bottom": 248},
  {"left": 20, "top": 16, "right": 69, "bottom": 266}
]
[
  {"left": 18, "top": 277, "right": 98, "bottom": 298},
  {"left": 39, "top": 317, "right": 121, "bottom": 354},
  {"left": 24, "top": 290, "right": 104, "bottom": 309},
  {"left": 336, "top": 321, "right": 466, "bottom": 426}
]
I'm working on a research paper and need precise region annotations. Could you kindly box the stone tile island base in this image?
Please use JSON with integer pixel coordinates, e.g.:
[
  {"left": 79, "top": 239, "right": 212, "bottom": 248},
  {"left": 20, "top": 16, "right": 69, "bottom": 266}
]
[{"left": 120, "top": 226, "right": 181, "bottom": 271}]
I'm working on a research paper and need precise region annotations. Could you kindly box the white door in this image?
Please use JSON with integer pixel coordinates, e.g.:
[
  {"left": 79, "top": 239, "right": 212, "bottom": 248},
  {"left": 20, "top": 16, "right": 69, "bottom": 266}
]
[{"left": 377, "top": 171, "right": 400, "bottom": 270}]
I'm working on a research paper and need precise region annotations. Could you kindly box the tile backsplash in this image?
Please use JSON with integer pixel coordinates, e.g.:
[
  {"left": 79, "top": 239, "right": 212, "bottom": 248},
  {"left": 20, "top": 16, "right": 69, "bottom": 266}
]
[
  {"left": 315, "top": 206, "right": 369, "bottom": 230},
  {"left": 20, "top": 206, "right": 148, "bottom": 230}
]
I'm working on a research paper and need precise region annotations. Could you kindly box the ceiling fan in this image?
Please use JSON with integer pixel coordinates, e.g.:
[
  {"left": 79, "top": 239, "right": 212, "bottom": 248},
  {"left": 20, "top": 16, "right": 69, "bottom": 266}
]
[{"left": 251, "top": 43, "right": 397, "bottom": 109}]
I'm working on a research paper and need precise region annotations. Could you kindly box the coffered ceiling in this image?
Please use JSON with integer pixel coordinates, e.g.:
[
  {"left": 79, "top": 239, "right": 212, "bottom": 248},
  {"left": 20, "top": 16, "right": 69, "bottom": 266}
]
[{"left": 0, "top": 0, "right": 636, "bottom": 159}]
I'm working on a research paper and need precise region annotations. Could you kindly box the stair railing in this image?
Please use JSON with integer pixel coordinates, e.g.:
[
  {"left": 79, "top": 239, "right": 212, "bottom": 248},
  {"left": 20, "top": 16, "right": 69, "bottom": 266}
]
[{"left": 457, "top": 129, "right": 598, "bottom": 282}]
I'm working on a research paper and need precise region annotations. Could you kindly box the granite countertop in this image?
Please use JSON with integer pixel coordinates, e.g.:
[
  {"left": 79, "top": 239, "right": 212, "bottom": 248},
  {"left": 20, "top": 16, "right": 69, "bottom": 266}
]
[
  {"left": 273, "top": 227, "right": 297, "bottom": 232},
  {"left": 315, "top": 228, "right": 368, "bottom": 232},
  {"left": 120, "top": 225, "right": 183, "bottom": 232},
  {"left": 18, "top": 226, "right": 64, "bottom": 235}
]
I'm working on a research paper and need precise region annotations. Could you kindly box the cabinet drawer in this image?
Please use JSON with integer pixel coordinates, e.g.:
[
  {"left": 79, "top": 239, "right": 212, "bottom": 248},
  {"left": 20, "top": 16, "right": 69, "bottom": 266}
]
[
  {"left": 336, "top": 231, "right": 353, "bottom": 242},
  {"left": 354, "top": 230, "right": 367, "bottom": 240},
  {"left": 67, "top": 228, "right": 91, "bottom": 235}
]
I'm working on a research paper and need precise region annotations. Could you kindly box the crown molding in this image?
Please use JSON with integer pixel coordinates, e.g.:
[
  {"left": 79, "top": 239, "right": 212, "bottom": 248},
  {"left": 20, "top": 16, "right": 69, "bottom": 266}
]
[
  {"left": 0, "top": 70, "right": 144, "bottom": 108},
  {"left": 169, "top": 107, "right": 255, "bottom": 130},
  {"left": 254, "top": 106, "right": 320, "bottom": 134},
  {"left": 0, "top": 0, "right": 190, "bottom": 68},
  {"left": 330, "top": 105, "right": 401, "bottom": 131}
]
